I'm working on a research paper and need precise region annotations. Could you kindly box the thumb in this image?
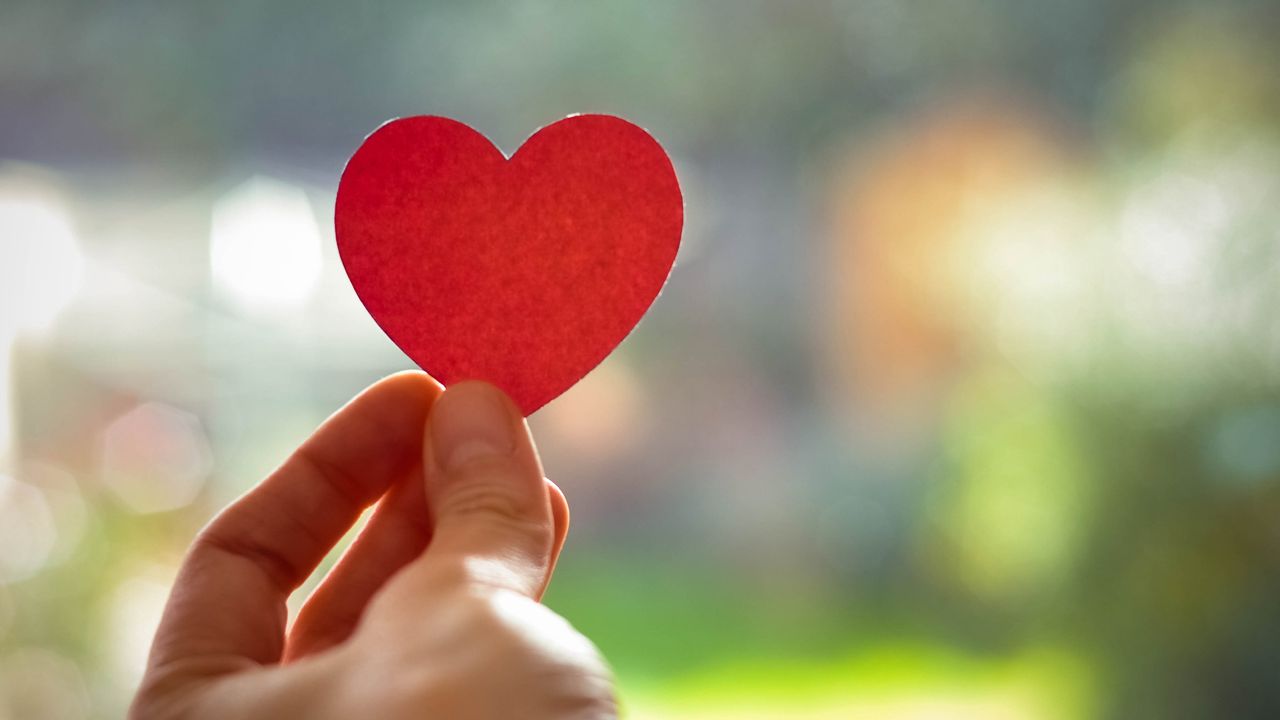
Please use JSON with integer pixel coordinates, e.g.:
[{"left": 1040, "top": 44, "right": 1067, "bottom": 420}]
[{"left": 418, "top": 380, "right": 555, "bottom": 598}]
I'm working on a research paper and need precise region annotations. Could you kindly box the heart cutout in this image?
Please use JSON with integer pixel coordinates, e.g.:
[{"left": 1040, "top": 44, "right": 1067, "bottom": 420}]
[{"left": 335, "top": 115, "right": 683, "bottom": 414}]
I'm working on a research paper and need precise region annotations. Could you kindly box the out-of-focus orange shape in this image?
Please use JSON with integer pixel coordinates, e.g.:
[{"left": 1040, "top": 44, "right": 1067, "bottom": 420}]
[{"left": 823, "top": 95, "right": 1072, "bottom": 434}]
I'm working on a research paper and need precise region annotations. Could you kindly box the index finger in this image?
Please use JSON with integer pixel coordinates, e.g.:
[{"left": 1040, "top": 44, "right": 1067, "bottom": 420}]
[{"left": 144, "top": 371, "right": 441, "bottom": 673}]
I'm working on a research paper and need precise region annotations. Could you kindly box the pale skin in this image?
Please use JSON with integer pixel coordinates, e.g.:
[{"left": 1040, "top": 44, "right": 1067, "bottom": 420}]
[{"left": 130, "top": 373, "right": 616, "bottom": 720}]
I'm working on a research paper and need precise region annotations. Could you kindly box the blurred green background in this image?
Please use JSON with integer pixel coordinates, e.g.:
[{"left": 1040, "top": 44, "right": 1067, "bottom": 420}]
[{"left": 3, "top": 1, "right": 1280, "bottom": 718}]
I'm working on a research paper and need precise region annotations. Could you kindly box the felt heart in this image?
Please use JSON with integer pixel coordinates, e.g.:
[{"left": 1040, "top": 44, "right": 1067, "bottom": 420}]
[{"left": 335, "top": 115, "right": 683, "bottom": 414}]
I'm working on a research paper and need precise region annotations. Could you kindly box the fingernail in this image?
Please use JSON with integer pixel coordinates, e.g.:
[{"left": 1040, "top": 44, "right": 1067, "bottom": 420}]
[{"left": 431, "top": 382, "right": 516, "bottom": 470}]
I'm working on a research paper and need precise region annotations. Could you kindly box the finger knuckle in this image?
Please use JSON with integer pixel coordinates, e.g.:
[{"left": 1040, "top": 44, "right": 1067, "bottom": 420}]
[{"left": 438, "top": 464, "right": 541, "bottom": 526}]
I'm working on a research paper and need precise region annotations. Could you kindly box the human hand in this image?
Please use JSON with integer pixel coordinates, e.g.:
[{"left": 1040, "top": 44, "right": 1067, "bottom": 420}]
[{"left": 130, "top": 373, "right": 615, "bottom": 720}]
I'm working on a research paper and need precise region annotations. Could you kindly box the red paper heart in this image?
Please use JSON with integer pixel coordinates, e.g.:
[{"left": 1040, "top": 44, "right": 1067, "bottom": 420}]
[{"left": 335, "top": 115, "right": 683, "bottom": 414}]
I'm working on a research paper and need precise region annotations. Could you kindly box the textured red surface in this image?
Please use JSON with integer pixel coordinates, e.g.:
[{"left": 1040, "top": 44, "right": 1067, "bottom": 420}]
[{"left": 335, "top": 115, "right": 683, "bottom": 414}]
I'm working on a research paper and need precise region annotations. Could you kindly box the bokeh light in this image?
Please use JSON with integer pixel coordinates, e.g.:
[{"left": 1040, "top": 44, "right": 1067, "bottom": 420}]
[
  {"left": 105, "top": 567, "right": 176, "bottom": 697},
  {"left": 0, "top": 182, "right": 86, "bottom": 463},
  {"left": 0, "top": 187, "right": 86, "bottom": 337},
  {"left": 0, "top": 648, "right": 91, "bottom": 720},
  {"left": 99, "top": 403, "right": 212, "bottom": 514},
  {"left": 210, "top": 177, "right": 324, "bottom": 314},
  {"left": 16, "top": 461, "right": 89, "bottom": 567},
  {"left": 0, "top": 473, "right": 58, "bottom": 582}
]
